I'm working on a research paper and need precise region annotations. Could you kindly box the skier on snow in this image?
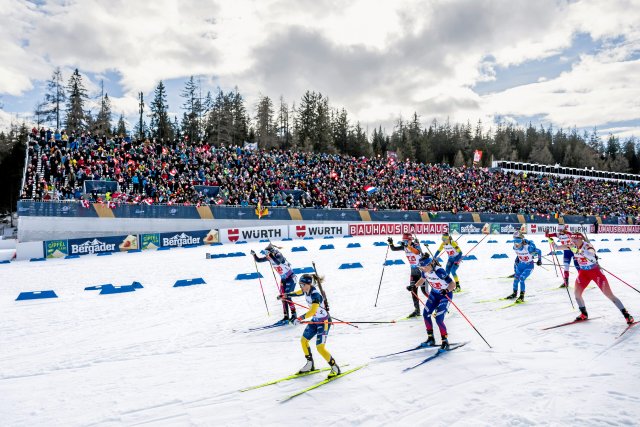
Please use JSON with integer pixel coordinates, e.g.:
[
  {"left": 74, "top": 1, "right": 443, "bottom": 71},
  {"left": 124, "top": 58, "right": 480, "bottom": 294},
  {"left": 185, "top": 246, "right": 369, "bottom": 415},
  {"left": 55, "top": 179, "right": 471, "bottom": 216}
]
[
  {"left": 546, "top": 224, "right": 579, "bottom": 288},
  {"left": 414, "top": 253, "right": 456, "bottom": 350},
  {"left": 252, "top": 243, "right": 297, "bottom": 322},
  {"left": 506, "top": 231, "right": 542, "bottom": 302},
  {"left": 433, "top": 232, "right": 463, "bottom": 292},
  {"left": 555, "top": 232, "right": 634, "bottom": 324},
  {"left": 278, "top": 273, "right": 341, "bottom": 378},
  {"left": 388, "top": 232, "right": 426, "bottom": 318}
]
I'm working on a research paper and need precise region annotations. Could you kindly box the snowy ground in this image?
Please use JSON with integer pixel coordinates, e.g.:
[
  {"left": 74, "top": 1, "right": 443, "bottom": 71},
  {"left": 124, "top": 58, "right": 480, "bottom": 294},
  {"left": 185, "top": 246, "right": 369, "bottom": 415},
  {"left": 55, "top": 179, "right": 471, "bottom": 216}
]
[{"left": 1, "top": 234, "right": 639, "bottom": 426}]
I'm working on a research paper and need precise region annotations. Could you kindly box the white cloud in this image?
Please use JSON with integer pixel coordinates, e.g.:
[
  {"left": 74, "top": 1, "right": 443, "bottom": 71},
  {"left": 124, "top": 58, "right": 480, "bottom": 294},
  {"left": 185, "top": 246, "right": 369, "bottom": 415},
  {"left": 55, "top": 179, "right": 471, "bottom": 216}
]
[{"left": 0, "top": 0, "right": 639, "bottom": 137}]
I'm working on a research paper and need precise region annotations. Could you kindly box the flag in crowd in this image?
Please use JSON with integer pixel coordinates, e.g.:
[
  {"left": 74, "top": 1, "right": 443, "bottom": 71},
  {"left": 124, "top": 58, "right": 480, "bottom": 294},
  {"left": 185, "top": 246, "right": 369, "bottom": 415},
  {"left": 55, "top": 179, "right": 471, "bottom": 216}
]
[
  {"left": 473, "top": 149, "right": 483, "bottom": 165},
  {"left": 244, "top": 142, "right": 258, "bottom": 151},
  {"left": 364, "top": 185, "right": 378, "bottom": 194}
]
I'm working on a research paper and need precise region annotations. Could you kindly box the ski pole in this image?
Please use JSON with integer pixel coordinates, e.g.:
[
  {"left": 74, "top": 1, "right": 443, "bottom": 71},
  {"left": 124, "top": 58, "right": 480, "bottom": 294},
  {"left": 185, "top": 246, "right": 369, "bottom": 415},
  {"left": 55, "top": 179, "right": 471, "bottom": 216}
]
[
  {"left": 282, "top": 298, "right": 359, "bottom": 328},
  {"left": 374, "top": 245, "right": 390, "bottom": 307},
  {"left": 252, "top": 258, "right": 270, "bottom": 316},
  {"left": 547, "top": 241, "right": 559, "bottom": 277},
  {"left": 463, "top": 233, "right": 489, "bottom": 258},
  {"left": 444, "top": 294, "right": 493, "bottom": 349},
  {"left": 301, "top": 320, "right": 397, "bottom": 325},
  {"left": 600, "top": 266, "right": 640, "bottom": 294},
  {"left": 543, "top": 252, "right": 575, "bottom": 308}
]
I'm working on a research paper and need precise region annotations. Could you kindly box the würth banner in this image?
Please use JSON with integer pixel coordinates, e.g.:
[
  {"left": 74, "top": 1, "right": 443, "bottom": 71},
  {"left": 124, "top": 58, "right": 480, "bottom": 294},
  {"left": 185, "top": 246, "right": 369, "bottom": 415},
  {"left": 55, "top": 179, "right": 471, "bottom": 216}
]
[{"left": 348, "top": 222, "right": 449, "bottom": 236}]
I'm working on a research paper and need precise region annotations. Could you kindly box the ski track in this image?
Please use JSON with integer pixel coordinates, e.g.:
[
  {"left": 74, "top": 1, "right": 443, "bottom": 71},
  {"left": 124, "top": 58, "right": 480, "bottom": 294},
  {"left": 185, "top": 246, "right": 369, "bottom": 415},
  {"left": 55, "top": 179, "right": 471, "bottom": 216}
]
[{"left": 1, "top": 234, "right": 639, "bottom": 426}]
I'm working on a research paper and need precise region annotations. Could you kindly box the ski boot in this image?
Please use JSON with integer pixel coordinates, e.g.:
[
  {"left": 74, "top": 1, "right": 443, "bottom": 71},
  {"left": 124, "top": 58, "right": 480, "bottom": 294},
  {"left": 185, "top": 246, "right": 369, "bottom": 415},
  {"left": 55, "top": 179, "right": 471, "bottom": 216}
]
[
  {"left": 288, "top": 311, "right": 298, "bottom": 324},
  {"left": 454, "top": 282, "right": 461, "bottom": 293},
  {"left": 440, "top": 334, "right": 450, "bottom": 350},
  {"left": 505, "top": 290, "right": 517, "bottom": 300},
  {"left": 298, "top": 353, "right": 315, "bottom": 374},
  {"left": 575, "top": 307, "right": 588, "bottom": 321},
  {"left": 560, "top": 272, "right": 569, "bottom": 288},
  {"left": 328, "top": 357, "right": 341, "bottom": 378},
  {"left": 280, "top": 314, "right": 290, "bottom": 324},
  {"left": 421, "top": 331, "right": 436, "bottom": 347},
  {"left": 406, "top": 309, "right": 421, "bottom": 318},
  {"left": 621, "top": 309, "right": 634, "bottom": 325},
  {"left": 516, "top": 291, "right": 525, "bottom": 303}
]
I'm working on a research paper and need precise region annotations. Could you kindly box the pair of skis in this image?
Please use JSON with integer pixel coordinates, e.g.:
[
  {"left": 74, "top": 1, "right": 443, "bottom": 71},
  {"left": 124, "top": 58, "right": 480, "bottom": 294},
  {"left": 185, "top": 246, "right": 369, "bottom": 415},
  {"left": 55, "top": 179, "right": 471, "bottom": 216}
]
[
  {"left": 372, "top": 341, "right": 468, "bottom": 369},
  {"left": 239, "top": 364, "right": 366, "bottom": 402},
  {"left": 245, "top": 319, "right": 291, "bottom": 332},
  {"left": 542, "top": 317, "right": 638, "bottom": 338}
]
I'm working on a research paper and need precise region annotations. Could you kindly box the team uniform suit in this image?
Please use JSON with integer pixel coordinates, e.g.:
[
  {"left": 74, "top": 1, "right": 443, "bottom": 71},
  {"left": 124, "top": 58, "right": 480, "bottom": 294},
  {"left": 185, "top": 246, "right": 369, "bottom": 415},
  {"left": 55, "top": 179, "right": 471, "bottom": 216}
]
[
  {"left": 388, "top": 235, "right": 426, "bottom": 317},
  {"left": 420, "top": 267, "right": 454, "bottom": 337},
  {"left": 561, "top": 235, "right": 634, "bottom": 324},
  {"left": 415, "top": 255, "right": 456, "bottom": 349},
  {"left": 282, "top": 274, "right": 341, "bottom": 378},
  {"left": 507, "top": 235, "right": 542, "bottom": 301},
  {"left": 434, "top": 234, "right": 463, "bottom": 291},
  {"left": 547, "top": 227, "right": 579, "bottom": 287},
  {"left": 253, "top": 247, "right": 297, "bottom": 320}
]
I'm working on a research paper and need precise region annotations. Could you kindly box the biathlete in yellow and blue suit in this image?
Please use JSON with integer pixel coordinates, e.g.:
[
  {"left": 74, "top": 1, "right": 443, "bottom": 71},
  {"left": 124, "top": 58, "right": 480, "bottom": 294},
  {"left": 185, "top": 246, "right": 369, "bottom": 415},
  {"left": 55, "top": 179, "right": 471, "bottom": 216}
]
[
  {"left": 278, "top": 273, "right": 341, "bottom": 378},
  {"left": 433, "top": 232, "right": 463, "bottom": 292}
]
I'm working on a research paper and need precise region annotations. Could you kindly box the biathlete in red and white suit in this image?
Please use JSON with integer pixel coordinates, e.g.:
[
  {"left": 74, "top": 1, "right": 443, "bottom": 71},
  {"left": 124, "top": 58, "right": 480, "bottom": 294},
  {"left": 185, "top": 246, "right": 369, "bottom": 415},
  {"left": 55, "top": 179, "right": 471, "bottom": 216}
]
[
  {"left": 388, "top": 232, "right": 426, "bottom": 318},
  {"left": 414, "top": 253, "right": 456, "bottom": 350},
  {"left": 547, "top": 224, "right": 579, "bottom": 288},
  {"left": 556, "top": 233, "right": 634, "bottom": 324}
]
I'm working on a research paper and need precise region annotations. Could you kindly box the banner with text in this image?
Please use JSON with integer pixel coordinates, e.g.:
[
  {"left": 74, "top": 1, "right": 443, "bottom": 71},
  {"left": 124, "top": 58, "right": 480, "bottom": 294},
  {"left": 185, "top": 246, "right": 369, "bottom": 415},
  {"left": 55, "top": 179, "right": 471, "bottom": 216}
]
[
  {"left": 67, "top": 234, "right": 139, "bottom": 255},
  {"left": 140, "top": 233, "right": 161, "bottom": 250},
  {"left": 449, "top": 223, "right": 487, "bottom": 235},
  {"left": 44, "top": 239, "right": 69, "bottom": 258},
  {"left": 288, "top": 223, "right": 349, "bottom": 239},
  {"left": 159, "top": 229, "right": 218, "bottom": 247},
  {"left": 348, "top": 222, "right": 449, "bottom": 236},
  {"left": 220, "top": 225, "right": 289, "bottom": 243},
  {"left": 489, "top": 223, "right": 522, "bottom": 235},
  {"left": 597, "top": 224, "right": 640, "bottom": 233}
]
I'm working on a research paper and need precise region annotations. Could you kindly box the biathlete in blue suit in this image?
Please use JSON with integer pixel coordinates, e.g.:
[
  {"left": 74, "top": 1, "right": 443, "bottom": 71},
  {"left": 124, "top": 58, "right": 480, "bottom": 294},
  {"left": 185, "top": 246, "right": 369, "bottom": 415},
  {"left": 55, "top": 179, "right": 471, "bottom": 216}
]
[
  {"left": 506, "top": 231, "right": 542, "bottom": 302},
  {"left": 414, "top": 253, "right": 456, "bottom": 350},
  {"left": 252, "top": 243, "right": 298, "bottom": 322}
]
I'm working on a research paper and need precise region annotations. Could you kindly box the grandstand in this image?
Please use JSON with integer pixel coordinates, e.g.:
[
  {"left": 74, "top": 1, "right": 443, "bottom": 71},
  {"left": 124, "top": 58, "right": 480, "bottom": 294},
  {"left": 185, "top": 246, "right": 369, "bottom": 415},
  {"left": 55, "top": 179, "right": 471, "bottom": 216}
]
[{"left": 493, "top": 160, "right": 640, "bottom": 183}]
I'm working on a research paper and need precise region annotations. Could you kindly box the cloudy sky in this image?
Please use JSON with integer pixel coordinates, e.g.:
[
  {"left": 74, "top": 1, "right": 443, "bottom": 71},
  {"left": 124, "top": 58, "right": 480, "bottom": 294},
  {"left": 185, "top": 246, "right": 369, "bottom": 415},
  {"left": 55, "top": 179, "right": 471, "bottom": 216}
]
[{"left": 1, "top": 0, "right": 639, "bottom": 139}]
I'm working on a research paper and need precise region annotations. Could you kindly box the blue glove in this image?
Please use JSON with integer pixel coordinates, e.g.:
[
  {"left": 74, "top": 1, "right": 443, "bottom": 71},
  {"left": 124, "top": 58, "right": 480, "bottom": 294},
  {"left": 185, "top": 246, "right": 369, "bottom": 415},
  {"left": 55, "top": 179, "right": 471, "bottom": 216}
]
[{"left": 440, "top": 289, "right": 449, "bottom": 295}]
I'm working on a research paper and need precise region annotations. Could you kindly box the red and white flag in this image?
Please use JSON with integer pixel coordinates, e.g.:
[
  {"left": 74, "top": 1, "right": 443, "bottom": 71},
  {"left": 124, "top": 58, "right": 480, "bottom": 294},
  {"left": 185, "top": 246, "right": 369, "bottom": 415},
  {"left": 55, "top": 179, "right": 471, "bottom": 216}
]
[{"left": 473, "top": 150, "right": 483, "bottom": 165}]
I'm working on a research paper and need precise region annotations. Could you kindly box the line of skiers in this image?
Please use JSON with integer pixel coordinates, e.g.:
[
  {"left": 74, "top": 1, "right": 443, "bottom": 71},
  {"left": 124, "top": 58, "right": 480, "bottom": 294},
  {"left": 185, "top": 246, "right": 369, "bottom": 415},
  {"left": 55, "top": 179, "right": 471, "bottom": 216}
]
[{"left": 250, "top": 227, "right": 634, "bottom": 376}]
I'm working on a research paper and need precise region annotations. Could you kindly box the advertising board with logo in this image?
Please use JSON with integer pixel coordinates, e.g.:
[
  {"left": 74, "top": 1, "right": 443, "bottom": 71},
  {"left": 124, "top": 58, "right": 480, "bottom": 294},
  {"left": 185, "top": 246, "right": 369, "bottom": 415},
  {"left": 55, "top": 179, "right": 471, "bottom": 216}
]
[
  {"left": 44, "top": 239, "right": 69, "bottom": 258},
  {"left": 220, "top": 225, "right": 289, "bottom": 243},
  {"left": 566, "top": 224, "right": 595, "bottom": 234},
  {"left": 67, "top": 234, "right": 138, "bottom": 255},
  {"left": 140, "top": 233, "right": 161, "bottom": 250},
  {"left": 489, "top": 223, "right": 522, "bottom": 235},
  {"left": 598, "top": 224, "right": 640, "bottom": 233},
  {"left": 526, "top": 224, "right": 558, "bottom": 235},
  {"left": 288, "top": 223, "right": 349, "bottom": 239},
  {"left": 160, "top": 230, "right": 209, "bottom": 248},
  {"left": 348, "top": 223, "right": 448, "bottom": 236},
  {"left": 449, "top": 223, "right": 487, "bottom": 235}
]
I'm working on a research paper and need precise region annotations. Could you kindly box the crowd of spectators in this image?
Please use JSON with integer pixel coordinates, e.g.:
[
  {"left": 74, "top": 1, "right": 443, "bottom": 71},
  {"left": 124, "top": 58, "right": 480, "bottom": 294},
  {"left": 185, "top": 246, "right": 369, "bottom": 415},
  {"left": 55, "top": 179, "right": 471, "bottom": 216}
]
[{"left": 21, "top": 128, "right": 640, "bottom": 220}]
